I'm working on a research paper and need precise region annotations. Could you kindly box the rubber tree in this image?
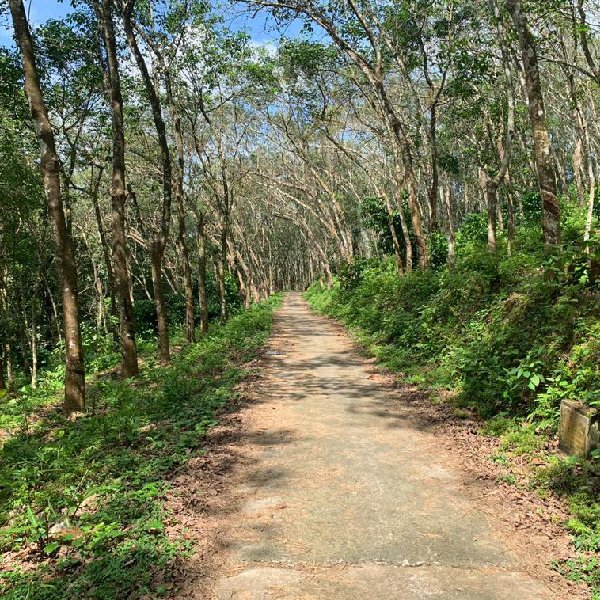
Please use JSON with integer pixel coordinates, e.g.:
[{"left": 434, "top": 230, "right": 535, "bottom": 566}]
[
  {"left": 96, "top": 0, "right": 139, "bottom": 376},
  {"left": 120, "top": 0, "right": 172, "bottom": 363},
  {"left": 9, "top": 0, "right": 85, "bottom": 412},
  {"left": 506, "top": 0, "right": 560, "bottom": 246}
]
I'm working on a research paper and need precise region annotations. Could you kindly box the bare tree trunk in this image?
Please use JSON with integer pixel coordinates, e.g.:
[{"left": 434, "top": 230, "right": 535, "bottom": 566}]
[
  {"left": 151, "top": 242, "right": 170, "bottom": 363},
  {"left": 163, "top": 68, "right": 195, "bottom": 342},
  {"left": 5, "top": 344, "right": 13, "bottom": 391},
  {"left": 214, "top": 259, "right": 226, "bottom": 321},
  {"left": 442, "top": 184, "right": 456, "bottom": 270},
  {"left": 507, "top": 0, "right": 560, "bottom": 246},
  {"left": 584, "top": 161, "right": 596, "bottom": 262},
  {"left": 91, "top": 256, "right": 107, "bottom": 332},
  {"left": 0, "top": 352, "right": 5, "bottom": 391},
  {"left": 486, "top": 177, "right": 498, "bottom": 254},
  {"left": 30, "top": 301, "right": 37, "bottom": 389},
  {"left": 89, "top": 167, "right": 117, "bottom": 323},
  {"left": 9, "top": 0, "right": 85, "bottom": 413},
  {"left": 507, "top": 189, "right": 515, "bottom": 256},
  {"left": 428, "top": 102, "right": 439, "bottom": 234},
  {"left": 218, "top": 222, "right": 228, "bottom": 321},
  {"left": 98, "top": 0, "right": 139, "bottom": 377},
  {"left": 177, "top": 196, "right": 195, "bottom": 342}
]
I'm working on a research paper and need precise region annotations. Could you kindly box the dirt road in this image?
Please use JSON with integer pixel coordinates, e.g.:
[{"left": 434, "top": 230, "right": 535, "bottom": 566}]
[{"left": 178, "top": 293, "right": 573, "bottom": 599}]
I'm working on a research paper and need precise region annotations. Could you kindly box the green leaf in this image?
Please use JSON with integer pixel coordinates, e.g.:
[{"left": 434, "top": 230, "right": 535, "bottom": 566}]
[{"left": 44, "top": 541, "right": 60, "bottom": 555}]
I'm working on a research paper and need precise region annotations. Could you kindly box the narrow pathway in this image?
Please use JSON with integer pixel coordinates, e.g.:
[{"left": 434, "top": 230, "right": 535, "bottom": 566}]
[{"left": 207, "top": 294, "right": 557, "bottom": 599}]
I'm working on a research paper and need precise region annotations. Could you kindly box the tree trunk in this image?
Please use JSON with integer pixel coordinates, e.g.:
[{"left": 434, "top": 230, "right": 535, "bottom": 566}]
[
  {"left": 381, "top": 91, "right": 427, "bottom": 268},
  {"left": 485, "top": 176, "right": 498, "bottom": 254},
  {"left": 428, "top": 102, "right": 439, "bottom": 234},
  {"left": 122, "top": 4, "right": 172, "bottom": 361},
  {"left": 99, "top": 0, "right": 139, "bottom": 377},
  {"left": 164, "top": 67, "right": 195, "bottom": 343},
  {"left": 91, "top": 256, "right": 106, "bottom": 333},
  {"left": 197, "top": 213, "right": 209, "bottom": 335},
  {"left": 215, "top": 259, "right": 226, "bottom": 322},
  {"left": 179, "top": 204, "right": 196, "bottom": 342},
  {"left": 89, "top": 168, "right": 117, "bottom": 324},
  {"left": 507, "top": 0, "right": 560, "bottom": 246},
  {"left": 5, "top": 344, "right": 13, "bottom": 391},
  {"left": 30, "top": 301, "right": 37, "bottom": 389},
  {"left": 507, "top": 188, "right": 515, "bottom": 256},
  {"left": 0, "top": 352, "right": 5, "bottom": 391},
  {"left": 9, "top": 0, "right": 85, "bottom": 413},
  {"left": 151, "top": 242, "right": 170, "bottom": 364},
  {"left": 442, "top": 185, "right": 456, "bottom": 270},
  {"left": 218, "top": 222, "right": 228, "bottom": 321}
]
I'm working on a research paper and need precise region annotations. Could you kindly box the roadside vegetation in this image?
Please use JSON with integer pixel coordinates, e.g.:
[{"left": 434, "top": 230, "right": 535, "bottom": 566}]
[
  {"left": 0, "top": 297, "right": 279, "bottom": 600},
  {"left": 306, "top": 211, "right": 599, "bottom": 595}
]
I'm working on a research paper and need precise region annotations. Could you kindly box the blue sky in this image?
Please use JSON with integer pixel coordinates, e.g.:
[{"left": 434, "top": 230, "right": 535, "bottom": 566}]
[
  {"left": 1, "top": 0, "right": 69, "bottom": 45},
  {"left": 0, "top": 0, "right": 310, "bottom": 48}
]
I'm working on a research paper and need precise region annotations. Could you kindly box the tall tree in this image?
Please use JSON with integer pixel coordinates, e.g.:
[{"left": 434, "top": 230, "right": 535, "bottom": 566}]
[
  {"left": 8, "top": 0, "right": 85, "bottom": 413},
  {"left": 120, "top": 0, "right": 173, "bottom": 363},
  {"left": 506, "top": 0, "right": 560, "bottom": 246},
  {"left": 96, "top": 0, "right": 139, "bottom": 376}
]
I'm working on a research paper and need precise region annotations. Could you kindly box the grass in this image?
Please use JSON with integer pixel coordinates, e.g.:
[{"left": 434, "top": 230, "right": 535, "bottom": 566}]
[{"left": 0, "top": 296, "right": 280, "bottom": 600}]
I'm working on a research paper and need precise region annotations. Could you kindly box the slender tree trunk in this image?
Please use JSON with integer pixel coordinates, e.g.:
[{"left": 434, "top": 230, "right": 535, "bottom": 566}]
[
  {"left": 9, "top": 0, "right": 85, "bottom": 413},
  {"left": 91, "top": 256, "right": 106, "bottom": 332},
  {"left": 122, "top": 4, "right": 172, "bottom": 362},
  {"left": 442, "top": 185, "right": 456, "bottom": 270},
  {"left": 507, "top": 189, "right": 515, "bottom": 256},
  {"left": 428, "top": 103, "right": 439, "bottom": 234},
  {"left": 584, "top": 161, "right": 596, "bottom": 280},
  {"left": 90, "top": 177, "right": 117, "bottom": 327},
  {"left": 485, "top": 177, "right": 498, "bottom": 253},
  {"left": 164, "top": 69, "right": 195, "bottom": 342},
  {"left": 381, "top": 193, "right": 403, "bottom": 273},
  {"left": 196, "top": 213, "right": 209, "bottom": 335},
  {"left": 5, "top": 343, "right": 13, "bottom": 391},
  {"left": 381, "top": 93, "right": 427, "bottom": 268},
  {"left": 19, "top": 303, "right": 31, "bottom": 377},
  {"left": 0, "top": 352, "right": 5, "bottom": 391},
  {"left": 176, "top": 195, "right": 194, "bottom": 343},
  {"left": 30, "top": 301, "right": 37, "bottom": 389},
  {"left": 99, "top": 0, "right": 139, "bottom": 377},
  {"left": 151, "top": 242, "right": 170, "bottom": 363},
  {"left": 218, "top": 221, "right": 228, "bottom": 321},
  {"left": 507, "top": 0, "right": 560, "bottom": 246}
]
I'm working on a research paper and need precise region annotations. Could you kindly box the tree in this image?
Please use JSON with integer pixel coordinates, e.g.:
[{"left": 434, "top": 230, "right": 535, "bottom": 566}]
[
  {"left": 96, "top": 0, "right": 139, "bottom": 376},
  {"left": 8, "top": 0, "right": 85, "bottom": 413},
  {"left": 506, "top": 0, "right": 560, "bottom": 246}
]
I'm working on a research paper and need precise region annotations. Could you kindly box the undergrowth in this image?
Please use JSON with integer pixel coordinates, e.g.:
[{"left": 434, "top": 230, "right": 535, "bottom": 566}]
[
  {"left": 0, "top": 296, "right": 280, "bottom": 600},
  {"left": 305, "top": 217, "right": 599, "bottom": 595}
]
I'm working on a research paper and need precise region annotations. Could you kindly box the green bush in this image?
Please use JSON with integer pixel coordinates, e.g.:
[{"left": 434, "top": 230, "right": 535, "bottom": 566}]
[{"left": 306, "top": 226, "right": 599, "bottom": 420}]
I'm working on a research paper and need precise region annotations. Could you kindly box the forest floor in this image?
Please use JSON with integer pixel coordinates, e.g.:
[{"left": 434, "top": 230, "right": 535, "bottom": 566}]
[{"left": 171, "top": 293, "right": 588, "bottom": 599}]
